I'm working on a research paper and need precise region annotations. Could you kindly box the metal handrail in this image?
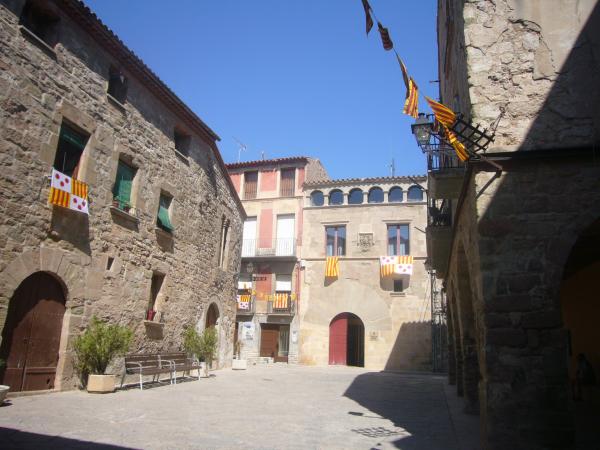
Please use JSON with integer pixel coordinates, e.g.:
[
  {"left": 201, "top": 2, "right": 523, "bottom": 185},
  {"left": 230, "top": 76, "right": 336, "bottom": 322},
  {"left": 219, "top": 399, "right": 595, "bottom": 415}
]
[
  {"left": 428, "top": 198, "right": 452, "bottom": 227},
  {"left": 241, "top": 238, "right": 296, "bottom": 257}
]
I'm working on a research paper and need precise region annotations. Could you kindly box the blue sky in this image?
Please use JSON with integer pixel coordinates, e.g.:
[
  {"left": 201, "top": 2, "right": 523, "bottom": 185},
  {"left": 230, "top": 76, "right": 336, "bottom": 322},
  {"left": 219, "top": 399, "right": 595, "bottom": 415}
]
[{"left": 85, "top": 0, "right": 439, "bottom": 179}]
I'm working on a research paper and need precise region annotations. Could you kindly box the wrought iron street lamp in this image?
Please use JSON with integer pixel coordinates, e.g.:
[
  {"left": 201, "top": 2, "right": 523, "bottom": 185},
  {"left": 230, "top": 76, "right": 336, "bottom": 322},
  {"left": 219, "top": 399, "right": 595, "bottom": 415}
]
[{"left": 411, "top": 113, "right": 434, "bottom": 148}]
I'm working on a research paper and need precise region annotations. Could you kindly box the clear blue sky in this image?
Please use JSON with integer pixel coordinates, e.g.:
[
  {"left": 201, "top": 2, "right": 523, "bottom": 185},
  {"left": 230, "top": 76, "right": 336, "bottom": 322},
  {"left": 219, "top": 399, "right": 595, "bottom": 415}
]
[{"left": 85, "top": 0, "right": 439, "bottom": 179}]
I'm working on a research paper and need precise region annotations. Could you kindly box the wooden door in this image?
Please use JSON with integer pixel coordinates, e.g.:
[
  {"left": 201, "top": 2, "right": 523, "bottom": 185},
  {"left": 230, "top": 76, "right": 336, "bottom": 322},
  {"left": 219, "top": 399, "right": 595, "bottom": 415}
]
[
  {"left": 260, "top": 324, "right": 279, "bottom": 359},
  {"left": 0, "top": 272, "right": 66, "bottom": 392},
  {"left": 329, "top": 313, "right": 348, "bottom": 365}
]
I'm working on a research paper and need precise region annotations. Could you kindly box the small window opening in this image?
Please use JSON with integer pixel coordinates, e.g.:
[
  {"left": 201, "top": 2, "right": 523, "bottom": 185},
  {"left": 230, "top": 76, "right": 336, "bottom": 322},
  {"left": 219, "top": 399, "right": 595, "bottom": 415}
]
[
  {"left": 243, "top": 171, "right": 258, "bottom": 200},
  {"left": 53, "top": 122, "right": 89, "bottom": 178},
  {"left": 157, "top": 193, "right": 174, "bottom": 232},
  {"left": 112, "top": 159, "right": 137, "bottom": 212},
  {"left": 148, "top": 272, "right": 165, "bottom": 320},
  {"left": 393, "top": 279, "right": 404, "bottom": 293},
  {"left": 20, "top": 0, "right": 60, "bottom": 47},
  {"left": 218, "top": 218, "right": 230, "bottom": 268},
  {"left": 280, "top": 168, "right": 296, "bottom": 197},
  {"left": 174, "top": 129, "right": 191, "bottom": 157},
  {"left": 106, "top": 256, "right": 114, "bottom": 271},
  {"left": 107, "top": 66, "right": 128, "bottom": 104}
]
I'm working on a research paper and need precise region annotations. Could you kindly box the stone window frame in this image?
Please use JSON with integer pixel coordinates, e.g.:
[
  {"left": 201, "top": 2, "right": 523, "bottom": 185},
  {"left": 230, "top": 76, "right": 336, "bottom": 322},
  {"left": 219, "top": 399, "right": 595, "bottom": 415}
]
[
  {"left": 107, "top": 65, "right": 128, "bottom": 107},
  {"left": 217, "top": 215, "right": 231, "bottom": 270},
  {"left": 156, "top": 190, "right": 175, "bottom": 234},
  {"left": 310, "top": 190, "right": 324, "bottom": 207},
  {"left": 173, "top": 126, "right": 191, "bottom": 159},
  {"left": 18, "top": 0, "right": 61, "bottom": 53},
  {"left": 111, "top": 155, "right": 140, "bottom": 215}
]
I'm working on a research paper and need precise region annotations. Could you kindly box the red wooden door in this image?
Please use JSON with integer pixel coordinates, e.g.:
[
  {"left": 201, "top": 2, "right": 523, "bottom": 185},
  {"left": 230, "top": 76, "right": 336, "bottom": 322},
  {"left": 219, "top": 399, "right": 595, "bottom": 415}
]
[
  {"left": 0, "top": 272, "right": 66, "bottom": 392},
  {"left": 329, "top": 313, "right": 348, "bottom": 365},
  {"left": 260, "top": 324, "right": 279, "bottom": 358}
]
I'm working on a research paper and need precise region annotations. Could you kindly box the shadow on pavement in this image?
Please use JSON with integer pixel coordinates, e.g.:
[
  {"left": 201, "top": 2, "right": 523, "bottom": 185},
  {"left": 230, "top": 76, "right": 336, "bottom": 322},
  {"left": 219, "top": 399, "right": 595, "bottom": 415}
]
[
  {"left": 343, "top": 371, "right": 460, "bottom": 449},
  {"left": 0, "top": 427, "right": 133, "bottom": 449}
]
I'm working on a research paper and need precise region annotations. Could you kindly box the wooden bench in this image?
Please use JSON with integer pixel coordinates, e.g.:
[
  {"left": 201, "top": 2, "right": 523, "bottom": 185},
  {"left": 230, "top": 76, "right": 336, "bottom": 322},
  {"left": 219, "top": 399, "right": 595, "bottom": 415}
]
[
  {"left": 120, "top": 353, "right": 174, "bottom": 390},
  {"left": 159, "top": 352, "right": 200, "bottom": 383}
]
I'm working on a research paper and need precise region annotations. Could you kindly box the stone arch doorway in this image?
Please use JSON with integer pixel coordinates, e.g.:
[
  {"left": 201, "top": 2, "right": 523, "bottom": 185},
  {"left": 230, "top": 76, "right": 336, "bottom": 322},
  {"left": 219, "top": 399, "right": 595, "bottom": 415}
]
[
  {"left": 206, "top": 303, "right": 220, "bottom": 329},
  {"left": 559, "top": 217, "right": 600, "bottom": 446},
  {"left": 0, "top": 272, "right": 66, "bottom": 392},
  {"left": 329, "top": 312, "right": 364, "bottom": 367}
]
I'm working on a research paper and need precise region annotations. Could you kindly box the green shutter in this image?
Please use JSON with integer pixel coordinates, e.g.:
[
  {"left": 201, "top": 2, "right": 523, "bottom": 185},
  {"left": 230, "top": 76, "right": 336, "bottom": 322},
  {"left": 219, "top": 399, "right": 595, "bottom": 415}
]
[
  {"left": 157, "top": 196, "right": 174, "bottom": 231},
  {"left": 60, "top": 125, "right": 87, "bottom": 149},
  {"left": 112, "top": 161, "right": 135, "bottom": 209}
]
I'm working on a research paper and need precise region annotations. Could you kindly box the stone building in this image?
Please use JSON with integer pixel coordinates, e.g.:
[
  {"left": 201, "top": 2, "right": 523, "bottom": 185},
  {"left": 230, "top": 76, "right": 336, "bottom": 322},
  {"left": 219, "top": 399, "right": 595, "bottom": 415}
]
[
  {"left": 300, "top": 176, "right": 431, "bottom": 370},
  {"left": 226, "top": 157, "right": 327, "bottom": 364},
  {"left": 429, "top": 0, "right": 600, "bottom": 448},
  {"left": 0, "top": 0, "right": 244, "bottom": 392}
]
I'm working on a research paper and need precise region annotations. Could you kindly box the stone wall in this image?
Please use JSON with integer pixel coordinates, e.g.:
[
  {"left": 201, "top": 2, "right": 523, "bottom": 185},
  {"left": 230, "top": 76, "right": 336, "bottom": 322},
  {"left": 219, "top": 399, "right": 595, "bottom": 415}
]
[
  {"left": 441, "top": 0, "right": 599, "bottom": 150},
  {"left": 0, "top": 0, "right": 243, "bottom": 389}
]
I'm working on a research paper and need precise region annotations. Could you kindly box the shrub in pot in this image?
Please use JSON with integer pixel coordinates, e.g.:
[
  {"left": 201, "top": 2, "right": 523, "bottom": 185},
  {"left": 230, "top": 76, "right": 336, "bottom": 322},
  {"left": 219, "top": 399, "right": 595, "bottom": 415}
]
[
  {"left": 183, "top": 326, "right": 218, "bottom": 377},
  {"left": 73, "top": 316, "right": 133, "bottom": 393}
]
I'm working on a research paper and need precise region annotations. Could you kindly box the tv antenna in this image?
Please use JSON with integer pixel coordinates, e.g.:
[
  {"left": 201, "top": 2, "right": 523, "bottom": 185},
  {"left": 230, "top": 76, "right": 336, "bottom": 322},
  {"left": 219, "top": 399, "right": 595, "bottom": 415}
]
[
  {"left": 389, "top": 158, "right": 395, "bottom": 177},
  {"left": 233, "top": 136, "right": 247, "bottom": 162}
]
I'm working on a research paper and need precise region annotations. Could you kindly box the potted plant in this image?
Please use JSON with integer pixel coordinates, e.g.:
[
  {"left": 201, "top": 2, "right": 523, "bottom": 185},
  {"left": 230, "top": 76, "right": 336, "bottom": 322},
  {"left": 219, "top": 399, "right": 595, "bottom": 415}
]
[
  {"left": 112, "top": 197, "right": 120, "bottom": 208},
  {"left": 183, "top": 326, "right": 218, "bottom": 377},
  {"left": 73, "top": 316, "right": 133, "bottom": 393},
  {"left": 0, "top": 359, "right": 8, "bottom": 404}
]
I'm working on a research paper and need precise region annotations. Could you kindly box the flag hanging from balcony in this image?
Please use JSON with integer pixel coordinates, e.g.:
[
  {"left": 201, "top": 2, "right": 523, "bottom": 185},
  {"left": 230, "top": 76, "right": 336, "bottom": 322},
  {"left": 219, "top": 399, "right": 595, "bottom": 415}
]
[
  {"left": 377, "top": 22, "right": 393, "bottom": 51},
  {"left": 48, "top": 168, "right": 89, "bottom": 214},
  {"left": 237, "top": 295, "right": 251, "bottom": 310},
  {"left": 396, "top": 255, "right": 414, "bottom": 275},
  {"left": 398, "top": 55, "right": 419, "bottom": 118},
  {"left": 425, "top": 97, "right": 469, "bottom": 162},
  {"left": 274, "top": 293, "right": 289, "bottom": 309},
  {"left": 361, "top": 0, "right": 373, "bottom": 35},
  {"left": 325, "top": 256, "right": 339, "bottom": 278}
]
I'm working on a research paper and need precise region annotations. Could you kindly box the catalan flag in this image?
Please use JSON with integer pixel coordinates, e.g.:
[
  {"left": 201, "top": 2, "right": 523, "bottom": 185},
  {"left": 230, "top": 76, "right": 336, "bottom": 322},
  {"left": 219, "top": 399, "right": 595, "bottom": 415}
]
[
  {"left": 425, "top": 96, "right": 456, "bottom": 128},
  {"left": 380, "top": 256, "right": 398, "bottom": 277},
  {"left": 48, "top": 168, "right": 89, "bottom": 215},
  {"left": 395, "top": 255, "right": 414, "bottom": 276},
  {"left": 325, "top": 256, "right": 339, "bottom": 278},
  {"left": 377, "top": 22, "right": 393, "bottom": 51},
  {"left": 442, "top": 124, "right": 469, "bottom": 161},
  {"left": 397, "top": 55, "right": 419, "bottom": 118},
  {"left": 273, "top": 293, "right": 289, "bottom": 309},
  {"left": 361, "top": 0, "right": 373, "bottom": 35},
  {"left": 237, "top": 295, "right": 251, "bottom": 310}
]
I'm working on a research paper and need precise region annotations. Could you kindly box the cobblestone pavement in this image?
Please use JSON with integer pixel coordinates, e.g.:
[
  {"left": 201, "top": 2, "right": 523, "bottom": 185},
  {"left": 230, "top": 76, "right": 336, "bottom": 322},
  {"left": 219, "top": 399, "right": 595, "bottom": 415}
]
[{"left": 0, "top": 365, "right": 479, "bottom": 449}]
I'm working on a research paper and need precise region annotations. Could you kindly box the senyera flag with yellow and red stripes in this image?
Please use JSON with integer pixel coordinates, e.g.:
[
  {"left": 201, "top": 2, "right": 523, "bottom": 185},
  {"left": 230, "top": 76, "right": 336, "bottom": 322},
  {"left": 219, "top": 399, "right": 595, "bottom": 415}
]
[
  {"left": 425, "top": 97, "right": 469, "bottom": 162},
  {"left": 397, "top": 55, "right": 419, "bottom": 118}
]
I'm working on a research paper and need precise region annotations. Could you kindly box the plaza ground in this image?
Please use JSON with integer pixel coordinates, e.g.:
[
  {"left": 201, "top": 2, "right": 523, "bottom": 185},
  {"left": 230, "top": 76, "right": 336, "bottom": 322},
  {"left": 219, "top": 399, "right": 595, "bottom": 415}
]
[{"left": 0, "top": 365, "right": 479, "bottom": 449}]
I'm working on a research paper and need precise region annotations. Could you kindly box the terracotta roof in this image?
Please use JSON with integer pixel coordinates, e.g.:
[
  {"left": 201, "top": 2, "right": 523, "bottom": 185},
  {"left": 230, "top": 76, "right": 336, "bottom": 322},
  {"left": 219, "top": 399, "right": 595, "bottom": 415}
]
[
  {"left": 226, "top": 156, "right": 310, "bottom": 170},
  {"left": 56, "top": 0, "right": 246, "bottom": 216},
  {"left": 304, "top": 175, "right": 427, "bottom": 188}
]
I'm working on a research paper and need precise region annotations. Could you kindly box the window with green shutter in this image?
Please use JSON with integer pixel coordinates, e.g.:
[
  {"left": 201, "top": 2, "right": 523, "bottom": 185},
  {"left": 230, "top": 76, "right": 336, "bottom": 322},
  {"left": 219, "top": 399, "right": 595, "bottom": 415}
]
[
  {"left": 112, "top": 160, "right": 136, "bottom": 211},
  {"left": 54, "top": 123, "right": 89, "bottom": 177},
  {"left": 157, "top": 193, "right": 174, "bottom": 232}
]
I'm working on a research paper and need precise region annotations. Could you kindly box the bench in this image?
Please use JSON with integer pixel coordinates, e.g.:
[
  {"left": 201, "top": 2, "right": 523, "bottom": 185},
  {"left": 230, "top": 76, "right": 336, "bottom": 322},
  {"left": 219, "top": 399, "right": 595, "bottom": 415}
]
[
  {"left": 121, "top": 353, "right": 174, "bottom": 390},
  {"left": 159, "top": 352, "right": 201, "bottom": 383}
]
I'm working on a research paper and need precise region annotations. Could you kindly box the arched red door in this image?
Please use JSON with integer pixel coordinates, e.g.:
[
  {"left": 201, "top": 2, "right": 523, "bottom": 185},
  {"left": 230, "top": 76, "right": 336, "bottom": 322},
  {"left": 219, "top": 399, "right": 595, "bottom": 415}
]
[
  {"left": 0, "top": 272, "right": 66, "bottom": 392},
  {"left": 329, "top": 313, "right": 364, "bottom": 367}
]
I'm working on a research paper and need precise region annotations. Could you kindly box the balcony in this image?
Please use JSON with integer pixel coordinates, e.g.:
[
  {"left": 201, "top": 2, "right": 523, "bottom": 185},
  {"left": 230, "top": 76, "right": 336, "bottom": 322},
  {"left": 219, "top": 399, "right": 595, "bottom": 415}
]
[
  {"left": 427, "top": 199, "right": 453, "bottom": 278},
  {"left": 241, "top": 238, "right": 296, "bottom": 259},
  {"left": 236, "top": 295, "right": 255, "bottom": 315},
  {"left": 267, "top": 296, "right": 296, "bottom": 315},
  {"left": 427, "top": 146, "right": 465, "bottom": 200}
]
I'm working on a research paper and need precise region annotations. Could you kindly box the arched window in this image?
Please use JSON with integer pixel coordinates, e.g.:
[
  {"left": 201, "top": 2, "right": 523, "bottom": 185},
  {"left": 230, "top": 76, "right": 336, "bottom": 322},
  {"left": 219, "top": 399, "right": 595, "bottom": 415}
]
[
  {"left": 310, "top": 190, "right": 324, "bottom": 206},
  {"left": 388, "top": 186, "right": 403, "bottom": 202},
  {"left": 407, "top": 185, "right": 424, "bottom": 202},
  {"left": 329, "top": 189, "right": 344, "bottom": 205},
  {"left": 367, "top": 187, "right": 384, "bottom": 203},
  {"left": 348, "top": 188, "right": 364, "bottom": 205}
]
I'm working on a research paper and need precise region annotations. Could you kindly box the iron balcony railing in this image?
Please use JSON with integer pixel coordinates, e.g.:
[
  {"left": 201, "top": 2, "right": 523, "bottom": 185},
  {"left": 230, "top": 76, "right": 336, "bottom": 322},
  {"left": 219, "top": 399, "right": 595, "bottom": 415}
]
[
  {"left": 241, "top": 238, "right": 296, "bottom": 258},
  {"left": 428, "top": 198, "right": 452, "bottom": 227},
  {"left": 236, "top": 295, "right": 255, "bottom": 314},
  {"left": 426, "top": 143, "right": 466, "bottom": 172},
  {"left": 267, "top": 295, "right": 296, "bottom": 315}
]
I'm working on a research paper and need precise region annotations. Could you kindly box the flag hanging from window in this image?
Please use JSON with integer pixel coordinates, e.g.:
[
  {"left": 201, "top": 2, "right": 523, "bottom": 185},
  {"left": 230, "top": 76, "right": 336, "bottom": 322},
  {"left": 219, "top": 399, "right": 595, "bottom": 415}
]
[
  {"left": 361, "top": 0, "right": 373, "bottom": 35},
  {"left": 274, "top": 293, "right": 289, "bottom": 309},
  {"left": 395, "top": 255, "right": 414, "bottom": 276},
  {"left": 377, "top": 22, "right": 393, "bottom": 51},
  {"left": 237, "top": 295, "right": 251, "bottom": 310},
  {"left": 325, "top": 256, "right": 339, "bottom": 278},
  {"left": 397, "top": 56, "right": 419, "bottom": 118},
  {"left": 380, "top": 256, "right": 398, "bottom": 277},
  {"left": 48, "top": 168, "right": 89, "bottom": 214}
]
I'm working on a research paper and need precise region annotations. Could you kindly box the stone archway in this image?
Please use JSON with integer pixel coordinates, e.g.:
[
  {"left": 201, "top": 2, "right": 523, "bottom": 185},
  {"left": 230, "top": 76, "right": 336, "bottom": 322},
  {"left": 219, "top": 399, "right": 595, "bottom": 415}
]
[
  {"left": 206, "top": 303, "right": 220, "bottom": 329},
  {"left": 329, "top": 312, "right": 365, "bottom": 367},
  {"left": 558, "top": 217, "right": 600, "bottom": 447},
  {"left": 0, "top": 272, "right": 66, "bottom": 392}
]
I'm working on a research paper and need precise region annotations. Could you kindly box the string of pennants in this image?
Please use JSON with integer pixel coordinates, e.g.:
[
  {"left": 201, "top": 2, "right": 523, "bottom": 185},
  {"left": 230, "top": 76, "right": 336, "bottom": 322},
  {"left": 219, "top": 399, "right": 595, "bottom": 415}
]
[{"left": 360, "top": 0, "right": 469, "bottom": 162}]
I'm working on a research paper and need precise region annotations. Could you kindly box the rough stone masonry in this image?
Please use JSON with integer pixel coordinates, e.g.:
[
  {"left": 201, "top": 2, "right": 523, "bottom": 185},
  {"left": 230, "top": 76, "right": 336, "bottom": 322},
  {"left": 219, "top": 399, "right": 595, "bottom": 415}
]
[{"left": 0, "top": 0, "right": 244, "bottom": 390}]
